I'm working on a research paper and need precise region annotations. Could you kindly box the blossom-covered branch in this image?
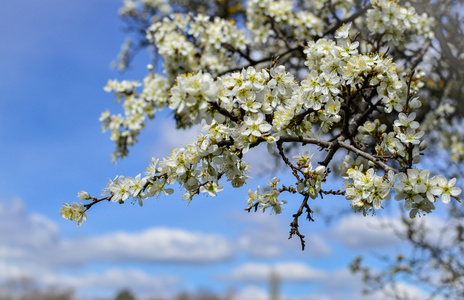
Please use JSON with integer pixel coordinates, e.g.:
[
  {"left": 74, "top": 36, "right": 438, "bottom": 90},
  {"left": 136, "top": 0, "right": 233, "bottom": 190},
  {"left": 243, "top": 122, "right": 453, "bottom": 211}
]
[{"left": 63, "top": 0, "right": 463, "bottom": 250}]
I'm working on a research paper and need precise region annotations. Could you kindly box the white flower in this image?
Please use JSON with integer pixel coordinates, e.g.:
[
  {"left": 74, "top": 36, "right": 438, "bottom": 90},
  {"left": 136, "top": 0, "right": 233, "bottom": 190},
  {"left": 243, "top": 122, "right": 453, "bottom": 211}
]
[
  {"left": 394, "top": 112, "right": 419, "bottom": 129},
  {"left": 127, "top": 174, "right": 148, "bottom": 206},
  {"left": 268, "top": 177, "right": 280, "bottom": 188},
  {"left": 200, "top": 181, "right": 224, "bottom": 196},
  {"left": 431, "top": 177, "right": 462, "bottom": 203},
  {"left": 60, "top": 202, "right": 87, "bottom": 227},
  {"left": 334, "top": 22, "right": 352, "bottom": 39},
  {"left": 108, "top": 176, "right": 131, "bottom": 203},
  {"left": 169, "top": 72, "right": 218, "bottom": 123},
  {"left": 247, "top": 187, "right": 261, "bottom": 207},
  {"left": 242, "top": 114, "right": 272, "bottom": 137},
  {"left": 397, "top": 128, "right": 424, "bottom": 145},
  {"left": 292, "top": 150, "right": 312, "bottom": 167},
  {"left": 268, "top": 65, "right": 295, "bottom": 96}
]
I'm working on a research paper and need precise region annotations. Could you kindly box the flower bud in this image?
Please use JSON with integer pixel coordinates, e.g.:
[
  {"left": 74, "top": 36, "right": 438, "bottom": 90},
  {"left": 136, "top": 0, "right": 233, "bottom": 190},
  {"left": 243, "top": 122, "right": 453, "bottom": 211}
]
[
  {"left": 419, "top": 140, "right": 428, "bottom": 151},
  {"left": 77, "top": 190, "right": 91, "bottom": 200},
  {"left": 314, "top": 166, "right": 326, "bottom": 176}
]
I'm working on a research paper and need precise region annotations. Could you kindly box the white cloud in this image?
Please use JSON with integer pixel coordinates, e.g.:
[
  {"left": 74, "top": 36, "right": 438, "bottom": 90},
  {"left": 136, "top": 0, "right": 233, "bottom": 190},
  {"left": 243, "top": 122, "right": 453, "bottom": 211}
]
[
  {"left": 221, "top": 263, "right": 272, "bottom": 283},
  {"left": 231, "top": 286, "right": 269, "bottom": 300},
  {"left": 303, "top": 235, "right": 332, "bottom": 257},
  {"left": 412, "top": 214, "right": 456, "bottom": 247},
  {"left": 0, "top": 261, "right": 35, "bottom": 282},
  {"left": 330, "top": 214, "right": 402, "bottom": 250},
  {"left": 0, "top": 198, "right": 59, "bottom": 252},
  {"left": 330, "top": 213, "right": 455, "bottom": 251},
  {"left": 383, "top": 282, "right": 430, "bottom": 300},
  {"left": 0, "top": 198, "right": 233, "bottom": 269},
  {"left": 0, "top": 265, "right": 181, "bottom": 299},
  {"left": 234, "top": 212, "right": 332, "bottom": 258},
  {"left": 220, "top": 265, "right": 391, "bottom": 300},
  {"left": 53, "top": 268, "right": 180, "bottom": 296},
  {"left": 346, "top": 281, "right": 433, "bottom": 300},
  {"left": 275, "top": 262, "right": 325, "bottom": 282},
  {"left": 236, "top": 213, "right": 288, "bottom": 257},
  {"left": 0, "top": 198, "right": 233, "bottom": 297},
  {"left": 54, "top": 227, "right": 233, "bottom": 265},
  {"left": 316, "top": 268, "right": 363, "bottom": 291},
  {"left": 304, "top": 268, "right": 384, "bottom": 300},
  {"left": 221, "top": 262, "right": 324, "bottom": 283},
  {"left": 221, "top": 265, "right": 431, "bottom": 300}
]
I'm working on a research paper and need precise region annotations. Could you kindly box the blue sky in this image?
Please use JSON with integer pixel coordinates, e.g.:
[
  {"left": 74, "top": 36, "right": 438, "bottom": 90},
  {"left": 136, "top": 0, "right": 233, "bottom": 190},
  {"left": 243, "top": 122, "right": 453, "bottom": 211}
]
[{"left": 0, "top": 1, "right": 449, "bottom": 299}]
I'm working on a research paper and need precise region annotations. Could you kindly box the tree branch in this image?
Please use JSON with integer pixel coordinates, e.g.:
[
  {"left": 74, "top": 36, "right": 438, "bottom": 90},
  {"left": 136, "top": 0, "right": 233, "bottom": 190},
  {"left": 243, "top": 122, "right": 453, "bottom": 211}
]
[{"left": 289, "top": 194, "right": 313, "bottom": 251}]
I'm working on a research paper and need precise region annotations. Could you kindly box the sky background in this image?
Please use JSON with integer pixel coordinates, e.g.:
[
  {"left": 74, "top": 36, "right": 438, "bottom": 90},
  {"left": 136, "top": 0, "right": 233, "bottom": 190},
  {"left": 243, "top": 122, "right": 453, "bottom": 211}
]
[{"left": 0, "top": 1, "right": 452, "bottom": 299}]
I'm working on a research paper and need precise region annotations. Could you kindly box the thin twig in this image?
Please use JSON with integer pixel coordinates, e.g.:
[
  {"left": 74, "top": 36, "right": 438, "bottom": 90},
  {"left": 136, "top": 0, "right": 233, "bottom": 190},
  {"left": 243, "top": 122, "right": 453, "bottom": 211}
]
[{"left": 289, "top": 194, "right": 312, "bottom": 250}]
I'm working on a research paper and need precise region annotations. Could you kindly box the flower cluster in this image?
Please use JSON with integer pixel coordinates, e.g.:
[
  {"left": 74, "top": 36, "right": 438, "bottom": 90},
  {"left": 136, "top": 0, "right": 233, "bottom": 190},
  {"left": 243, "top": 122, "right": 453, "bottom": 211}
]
[
  {"left": 146, "top": 13, "right": 246, "bottom": 81},
  {"left": 394, "top": 169, "right": 462, "bottom": 218},
  {"left": 119, "top": 0, "right": 171, "bottom": 18},
  {"left": 292, "top": 150, "right": 327, "bottom": 198},
  {"left": 246, "top": 177, "right": 288, "bottom": 214},
  {"left": 343, "top": 163, "right": 462, "bottom": 218},
  {"left": 86, "top": 122, "right": 248, "bottom": 207},
  {"left": 60, "top": 202, "right": 86, "bottom": 227},
  {"left": 303, "top": 29, "right": 408, "bottom": 114},
  {"left": 246, "top": 0, "right": 349, "bottom": 45},
  {"left": 362, "top": 111, "right": 426, "bottom": 168},
  {"left": 421, "top": 102, "right": 464, "bottom": 162},
  {"left": 100, "top": 72, "right": 169, "bottom": 161},
  {"left": 366, "top": 0, "right": 434, "bottom": 45},
  {"left": 345, "top": 167, "right": 396, "bottom": 215},
  {"left": 169, "top": 71, "right": 218, "bottom": 124},
  {"left": 219, "top": 65, "right": 300, "bottom": 133}
]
